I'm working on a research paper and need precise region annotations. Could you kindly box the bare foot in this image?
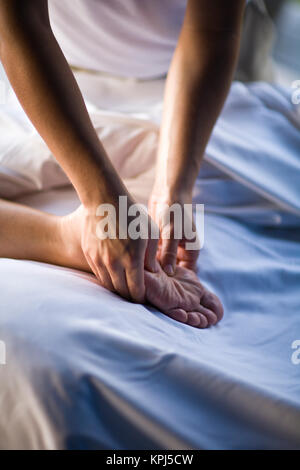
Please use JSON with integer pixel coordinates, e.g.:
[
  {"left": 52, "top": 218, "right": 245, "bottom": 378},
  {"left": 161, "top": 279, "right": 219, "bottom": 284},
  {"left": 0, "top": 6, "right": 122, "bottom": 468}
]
[
  {"left": 61, "top": 208, "right": 224, "bottom": 328},
  {"left": 0, "top": 200, "right": 223, "bottom": 329},
  {"left": 145, "top": 265, "right": 223, "bottom": 328}
]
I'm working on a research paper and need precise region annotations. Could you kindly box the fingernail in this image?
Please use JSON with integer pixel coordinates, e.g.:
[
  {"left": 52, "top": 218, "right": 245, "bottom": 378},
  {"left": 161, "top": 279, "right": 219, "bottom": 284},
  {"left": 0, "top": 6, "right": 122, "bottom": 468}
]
[{"left": 164, "top": 264, "right": 174, "bottom": 276}]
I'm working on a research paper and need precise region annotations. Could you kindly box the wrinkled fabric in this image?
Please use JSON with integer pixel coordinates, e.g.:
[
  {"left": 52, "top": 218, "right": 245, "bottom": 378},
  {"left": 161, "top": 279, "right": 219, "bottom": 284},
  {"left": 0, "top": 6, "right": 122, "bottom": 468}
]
[
  {"left": 0, "top": 74, "right": 300, "bottom": 449},
  {"left": 1, "top": 75, "right": 300, "bottom": 223},
  {"left": 0, "top": 188, "right": 300, "bottom": 449},
  {"left": 48, "top": 0, "right": 187, "bottom": 79}
]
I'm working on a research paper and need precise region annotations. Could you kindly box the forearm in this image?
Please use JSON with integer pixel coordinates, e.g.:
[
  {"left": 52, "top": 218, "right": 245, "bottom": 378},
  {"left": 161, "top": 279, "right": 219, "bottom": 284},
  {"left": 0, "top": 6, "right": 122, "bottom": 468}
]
[
  {"left": 0, "top": 198, "right": 63, "bottom": 264},
  {"left": 0, "top": 4, "right": 127, "bottom": 207},
  {"left": 154, "top": 32, "right": 241, "bottom": 199}
]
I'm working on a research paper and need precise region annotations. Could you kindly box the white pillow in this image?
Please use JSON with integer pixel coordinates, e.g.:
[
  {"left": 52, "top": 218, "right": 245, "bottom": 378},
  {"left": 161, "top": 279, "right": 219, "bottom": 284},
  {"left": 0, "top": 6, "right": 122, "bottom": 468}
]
[{"left": 0, "top": 107, "right": 159, "bottom": 203}]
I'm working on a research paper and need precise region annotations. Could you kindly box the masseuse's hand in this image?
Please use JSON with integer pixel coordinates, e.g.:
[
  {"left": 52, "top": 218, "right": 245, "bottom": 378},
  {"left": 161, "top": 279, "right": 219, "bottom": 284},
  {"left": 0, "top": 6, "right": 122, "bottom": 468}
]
[
  {"left": 148, "top": 190, "right": 200, "bottom": 276},
  {"left": 77, "top": 191, "right": 159, "bottom": 303}
]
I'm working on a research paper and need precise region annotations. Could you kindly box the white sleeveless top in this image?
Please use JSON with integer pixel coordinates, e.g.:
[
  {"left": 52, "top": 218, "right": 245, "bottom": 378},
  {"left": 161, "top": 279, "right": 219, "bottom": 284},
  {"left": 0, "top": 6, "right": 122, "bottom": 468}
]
[{"left": 48, "top": 0, "right": 187, "bottom": 79}]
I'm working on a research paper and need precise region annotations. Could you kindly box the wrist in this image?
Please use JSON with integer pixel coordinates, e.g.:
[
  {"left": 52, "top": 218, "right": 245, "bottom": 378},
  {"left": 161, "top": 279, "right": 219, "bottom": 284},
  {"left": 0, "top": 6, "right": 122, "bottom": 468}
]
[
  {"left": 79, "top": 166, "right": 131, "bottom": 210},
  {"left": 151, "top": 182, "right": 193, "bottom": 206}
]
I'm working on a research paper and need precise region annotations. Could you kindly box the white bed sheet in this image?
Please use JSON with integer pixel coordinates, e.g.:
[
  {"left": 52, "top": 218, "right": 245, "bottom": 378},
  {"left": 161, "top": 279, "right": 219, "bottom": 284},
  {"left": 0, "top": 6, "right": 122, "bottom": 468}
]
[
  {"left": 0, "top": 186, "right": 300, "bottom": 449},
  {"left": 0, "top": 75, "right": 300, "bottom": 449}
]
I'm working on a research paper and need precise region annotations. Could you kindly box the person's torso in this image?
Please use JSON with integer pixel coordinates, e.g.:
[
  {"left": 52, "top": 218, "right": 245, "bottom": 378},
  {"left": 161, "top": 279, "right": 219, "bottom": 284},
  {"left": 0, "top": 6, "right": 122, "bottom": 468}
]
[{"left": 48, "top": 0, "right": 187, "bottom": 79}]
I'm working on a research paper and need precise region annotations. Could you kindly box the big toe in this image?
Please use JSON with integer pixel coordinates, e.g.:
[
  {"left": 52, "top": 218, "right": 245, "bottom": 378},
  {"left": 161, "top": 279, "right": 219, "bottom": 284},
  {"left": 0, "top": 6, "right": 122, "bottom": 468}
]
[{"left": 201, "top": 291, "right": 224, "bottom": 322}]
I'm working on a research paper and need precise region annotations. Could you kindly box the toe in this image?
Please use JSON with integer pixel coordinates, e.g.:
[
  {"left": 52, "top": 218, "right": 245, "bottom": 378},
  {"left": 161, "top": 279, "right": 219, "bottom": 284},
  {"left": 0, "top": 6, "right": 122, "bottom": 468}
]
[
  {"left": 198, "top": 313, "right": 208, "bottom": 328},
  {"left": 187, "top": 312, "right": 201, "bottom": 327},
  {"left": 201, "top": 292, "right": 224, "bottom": 322},
  {"left": 198, "top": 305, "right": 218, "bottom": 326},
  {"left": 167, "top": 308, "right": 188, "bottom": 323}
]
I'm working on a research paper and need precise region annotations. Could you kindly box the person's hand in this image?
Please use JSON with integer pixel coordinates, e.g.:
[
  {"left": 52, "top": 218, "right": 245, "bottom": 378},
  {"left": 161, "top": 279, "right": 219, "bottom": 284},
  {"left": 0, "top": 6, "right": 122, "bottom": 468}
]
[
  {"left": 73, "top": 193, "right": 159, "bottom": 303},
  {"left": 148, "top": 191, "right": 200, "bottom": 276}
]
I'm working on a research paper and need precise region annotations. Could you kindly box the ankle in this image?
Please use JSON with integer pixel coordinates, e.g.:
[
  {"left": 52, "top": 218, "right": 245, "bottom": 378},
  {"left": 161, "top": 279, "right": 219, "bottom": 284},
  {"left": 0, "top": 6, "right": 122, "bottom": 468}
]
[{"left": 58, "top": 213, "right": 89, "bottom": 271}]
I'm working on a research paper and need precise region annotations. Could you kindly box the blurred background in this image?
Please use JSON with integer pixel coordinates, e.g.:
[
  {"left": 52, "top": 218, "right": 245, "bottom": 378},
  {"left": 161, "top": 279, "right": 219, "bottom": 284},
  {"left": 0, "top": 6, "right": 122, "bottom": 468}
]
[
  {"left": 235, "top": 0, "right": 300, "bottom": 85},
  {"left": 1, "top": 0, "right": 300, "bottom": 91},
  {"left": 272, "top": 0, "right": 300, "bottom": 84}
]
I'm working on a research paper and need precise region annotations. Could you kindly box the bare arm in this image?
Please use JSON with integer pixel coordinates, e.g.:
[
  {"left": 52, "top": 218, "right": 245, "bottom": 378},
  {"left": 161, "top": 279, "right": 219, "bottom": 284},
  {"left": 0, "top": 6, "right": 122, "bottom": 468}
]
[
  {"left": 150, "top": 0, "right": 245, "bottom": 273},
  {"left": 0, "top": 0, "right": 123, "bottom": 206},
  {"left": 0, "top": 0, "right": 158, "bottom": 301}
]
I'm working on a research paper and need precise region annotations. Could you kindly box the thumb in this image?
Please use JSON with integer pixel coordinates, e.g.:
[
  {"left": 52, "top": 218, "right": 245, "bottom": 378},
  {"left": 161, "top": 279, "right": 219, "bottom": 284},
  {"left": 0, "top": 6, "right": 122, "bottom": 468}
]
[
  {"left": 161, "top": 236, "right": 179, "bottom": 276},
  {"left": 144, "top": 237, "right": 159, "bottom": 272}
]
